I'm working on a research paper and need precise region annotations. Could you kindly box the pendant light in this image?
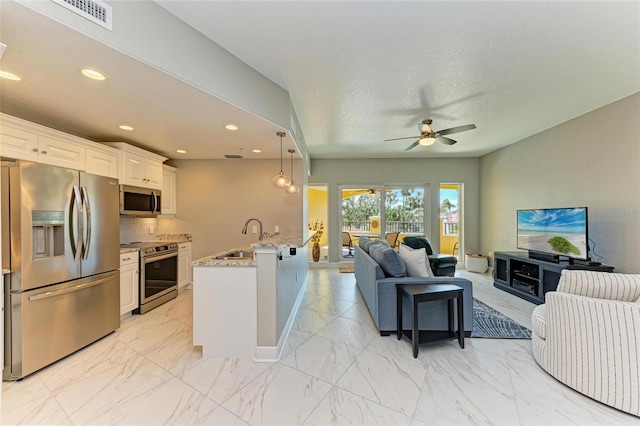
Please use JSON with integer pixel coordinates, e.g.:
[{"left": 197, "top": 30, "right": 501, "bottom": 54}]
[
  {"left": 286, "top": 149, "right": 300, "bottom": 194},
  {"left": 272, "top": 131, "right": 291, "bottom": 188}
]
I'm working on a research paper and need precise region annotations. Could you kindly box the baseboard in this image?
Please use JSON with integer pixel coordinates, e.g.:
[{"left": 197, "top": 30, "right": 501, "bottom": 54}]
[
  {"left": 309, "top": 260, "right": 354, "bottom": 269},
  {"left": 254, "top": 273, "right": 310, "bottom": 362}
]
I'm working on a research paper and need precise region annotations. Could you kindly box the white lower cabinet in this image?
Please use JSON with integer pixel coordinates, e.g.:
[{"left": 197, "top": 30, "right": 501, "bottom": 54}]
[
  {"left": 119, "top": 252, "right": 139, "bottom": 315},
  {"left": 178, "top": 242, "right": 192, "bottom": 288}
]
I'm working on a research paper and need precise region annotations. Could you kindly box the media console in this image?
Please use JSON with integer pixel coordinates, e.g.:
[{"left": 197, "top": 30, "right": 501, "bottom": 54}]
[{"left": 493, "top": 251, "right": 614, "bottom": 304}]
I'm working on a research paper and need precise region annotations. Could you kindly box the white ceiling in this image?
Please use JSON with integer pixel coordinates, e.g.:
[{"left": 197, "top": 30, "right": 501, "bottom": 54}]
[{"left": 1, "top": 1, "right": 639, "bottom": 161}]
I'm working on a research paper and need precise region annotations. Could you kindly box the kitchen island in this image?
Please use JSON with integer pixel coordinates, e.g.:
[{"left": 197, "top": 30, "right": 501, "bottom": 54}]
[{"left": 191, "top": 232, "right": 312, "bottom": 361}]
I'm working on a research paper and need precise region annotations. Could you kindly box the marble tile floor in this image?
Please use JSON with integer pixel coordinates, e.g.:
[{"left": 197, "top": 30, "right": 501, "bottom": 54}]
[{"left": 2, "top": 269, "right": 638, "bottom": 425}]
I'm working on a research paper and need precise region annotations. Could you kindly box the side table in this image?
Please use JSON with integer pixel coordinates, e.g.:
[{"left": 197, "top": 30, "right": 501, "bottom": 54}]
[{"left": 396, "top": 283, "right": 465, "bottom": 358}]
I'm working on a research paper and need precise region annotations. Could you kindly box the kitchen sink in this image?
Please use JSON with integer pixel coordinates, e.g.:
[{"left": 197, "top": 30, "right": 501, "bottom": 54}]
[{"left": 215, "top": 250, "right": 253, "bottom": 261}]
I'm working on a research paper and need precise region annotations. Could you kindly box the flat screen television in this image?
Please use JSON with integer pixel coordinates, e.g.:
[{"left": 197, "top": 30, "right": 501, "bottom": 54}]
[{"left": 517, "top": 207, "right": 589, "bottom": 261}]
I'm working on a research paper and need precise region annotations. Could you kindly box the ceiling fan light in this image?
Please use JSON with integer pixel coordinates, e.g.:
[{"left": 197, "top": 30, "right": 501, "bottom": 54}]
[{"left": 419, "top": 136, "right": 436, "bottom": 146}]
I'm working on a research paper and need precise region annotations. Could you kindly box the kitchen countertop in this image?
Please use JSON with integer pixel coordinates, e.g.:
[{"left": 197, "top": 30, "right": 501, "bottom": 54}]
[
  {"left": 192, "top": 231, "right": 313, "bottom": 267},
  {"left": 119, "top": 234, "right": 193, "bottom": 254},
  {"left": 157, "top": 234, "right": 192, "bottom": 243},
  {"left": 119, "top": 247, "right": 140, "bottom": 254},
  {"left": 2, "top": 268, "right": 9, "bottom": 275}
]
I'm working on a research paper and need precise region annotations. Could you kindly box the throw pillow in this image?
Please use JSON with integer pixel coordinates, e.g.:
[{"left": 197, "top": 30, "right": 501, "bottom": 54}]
[
  {"left": 359, "top": 236, "right": 374, "bottom": 253},
  {"left": 371, "top": 238, "right": 390, "bottom": 248},
  {"left": 369, "top": 244, "right": 407, "bottom": 278},
  {"left": 399, "top": 244, "right": 434, "bottom": 277},
  {"left": 402, "top": 236, "right": 434, "bottom": 255}
]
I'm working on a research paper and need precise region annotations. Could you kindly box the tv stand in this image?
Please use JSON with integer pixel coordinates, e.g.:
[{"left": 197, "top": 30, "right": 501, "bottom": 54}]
[{"left": 493, "top": 252, "right": 614, "bottom": 304}]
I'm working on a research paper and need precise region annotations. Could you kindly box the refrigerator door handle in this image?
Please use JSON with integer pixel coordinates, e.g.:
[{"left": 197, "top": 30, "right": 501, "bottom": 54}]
[
  {"left": 81, "top": 186, "right": 91, "bottom": 260},
  {"left": 70, "top": 185, "right": 84, "bottom": 261},
  {"left": 27, "top": 274, "right": 114, "bottom": 302}
]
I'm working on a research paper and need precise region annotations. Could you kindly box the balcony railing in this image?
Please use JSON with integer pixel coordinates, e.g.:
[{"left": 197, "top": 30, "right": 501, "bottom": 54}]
[
  {"left": 342, "top": 220, "right": 459, "bottom": 235},
  {"left": 443, "top": 222, "right": 459, "bottom": 235},
  {"left": 342, "top": 221, "right": 424, "bottom": 233}
]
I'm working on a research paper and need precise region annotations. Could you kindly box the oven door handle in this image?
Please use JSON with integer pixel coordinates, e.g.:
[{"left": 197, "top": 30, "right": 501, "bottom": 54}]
[{"left": 143, "top": 251, "right": 178, "bottom": 263}]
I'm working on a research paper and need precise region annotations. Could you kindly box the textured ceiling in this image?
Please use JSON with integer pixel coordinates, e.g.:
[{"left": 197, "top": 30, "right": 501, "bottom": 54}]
[
  {"left": 0, "top": 1, "right": 638, "bottom": 161},
  {"left": 157, "top": 0, "right": 640, "bottom": 158}
]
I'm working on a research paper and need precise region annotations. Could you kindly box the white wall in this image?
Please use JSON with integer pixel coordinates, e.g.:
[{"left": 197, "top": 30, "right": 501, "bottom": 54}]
[
  {"left": 308, "top": 158, "right": 480, "bottom": 262},
  {"left": 479, "top": 93, "right": 640, "bottom": 273},
  {"left": 157, "top": 159, "right": 304, "bottom": 261}
]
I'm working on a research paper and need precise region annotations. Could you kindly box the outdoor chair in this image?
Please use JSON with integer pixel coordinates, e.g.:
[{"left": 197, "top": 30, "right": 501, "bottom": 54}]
[
  {"left": 384, "top": 232, "right": 400, "bottom": 249},
  {"left": 342, "top": 232, "right": 354, "bottom": 257}
]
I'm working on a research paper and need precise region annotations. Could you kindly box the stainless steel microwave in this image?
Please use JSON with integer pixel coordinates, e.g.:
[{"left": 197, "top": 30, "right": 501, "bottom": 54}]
[{"left": 119, "top": 185, "right": 161, "bottom": 217}]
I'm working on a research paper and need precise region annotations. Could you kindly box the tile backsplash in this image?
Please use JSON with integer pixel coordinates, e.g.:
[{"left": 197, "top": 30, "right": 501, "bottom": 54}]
[{"left": 120, "top": 216, "right": 158, "bottom": 244}]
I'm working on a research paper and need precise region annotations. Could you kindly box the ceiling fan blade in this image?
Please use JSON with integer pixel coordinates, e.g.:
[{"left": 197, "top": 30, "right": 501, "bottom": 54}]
[
  {"left": 405, "top": 140, "right": 420, "bottom": 151},
  {"left": 438, "top": 136, "right": 457, "bottom": 145},
  {"left": 436, "top": 124, "right": 476, "bottom": 136},
  {"left": 384, "top": 135, "right": 421, "bottom": 142}
]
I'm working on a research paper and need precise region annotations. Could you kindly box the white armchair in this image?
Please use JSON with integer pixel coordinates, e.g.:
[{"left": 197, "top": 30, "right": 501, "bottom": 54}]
[{"left": 531, "top": 270, "right": 640, "bottom": 417}]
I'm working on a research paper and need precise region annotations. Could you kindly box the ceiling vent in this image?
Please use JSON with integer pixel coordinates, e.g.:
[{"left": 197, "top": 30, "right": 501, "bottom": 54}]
[
  {"left": 224, "top": 154, "right": 243, "bottom": 159},
  {"left": 50, "top": 0, "right": 113, "bottom": 31}
]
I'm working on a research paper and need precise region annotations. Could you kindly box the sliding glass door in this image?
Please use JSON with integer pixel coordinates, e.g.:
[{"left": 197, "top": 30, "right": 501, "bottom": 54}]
[{"left": 339, "top": 185, "right": 429, "bottom": 259}]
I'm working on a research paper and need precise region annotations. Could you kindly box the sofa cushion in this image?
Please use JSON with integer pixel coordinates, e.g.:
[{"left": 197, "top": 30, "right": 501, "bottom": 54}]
[
  {"left": 372, "top": 238, "right": 390, "bottom": 248},
  {"left": 369, "top": 244, "right": 406, "bottom": 278},
  {"left": 359, "top": 236, "right": 374, "bottom": 253},
  {"left": 399, "top": 244, "right": 434, "bottom": 277},
  {"left": 402, "top": 236, "right": 434, "bottom": 255}
]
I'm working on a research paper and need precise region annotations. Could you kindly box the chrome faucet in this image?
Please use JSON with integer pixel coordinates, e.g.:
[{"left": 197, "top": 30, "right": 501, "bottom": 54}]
[{"left": 241, "top": 218, "right": 264, "bottom": 242}]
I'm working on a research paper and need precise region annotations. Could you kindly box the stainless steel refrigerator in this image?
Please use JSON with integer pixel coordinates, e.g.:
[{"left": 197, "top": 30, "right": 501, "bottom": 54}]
[{"left": 2, "top": 161, "right": 120, "bottom": 380}]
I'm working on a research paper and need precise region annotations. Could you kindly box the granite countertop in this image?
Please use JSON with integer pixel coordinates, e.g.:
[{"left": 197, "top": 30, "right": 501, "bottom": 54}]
[
  {"left": 2, "top": 268, "right": 9, "bottom": 275},
  {"left": 192, "top": 245, "right": 256, "bottom": 267},
  {"left": 250, "top": 231, "right": 315, "bottom": 251},
  {"left": 119, "top": 247, "right": 140, "bottom": 254},
  {"left": 192, "top": 231, "right": 313, "bottom": 268},
  {"left": 157, "top": 234, "right": 192, "bottom": 243},
  {"left": 119, "top": 234, "right": 192, "bottom": 254}
]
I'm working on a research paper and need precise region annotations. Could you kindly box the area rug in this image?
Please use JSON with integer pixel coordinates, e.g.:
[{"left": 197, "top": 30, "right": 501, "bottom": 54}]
[
  {"left": 339, "top": 267, "right": 355, "bottom": 273},
  {"left": 471, "top": 298, "right": 532, "bottom": 339}
]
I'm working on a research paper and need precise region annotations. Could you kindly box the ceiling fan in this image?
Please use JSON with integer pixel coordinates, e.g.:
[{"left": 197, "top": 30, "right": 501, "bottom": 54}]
[{"left": 385, "top": 119, "right": 476, "bottom": 151}]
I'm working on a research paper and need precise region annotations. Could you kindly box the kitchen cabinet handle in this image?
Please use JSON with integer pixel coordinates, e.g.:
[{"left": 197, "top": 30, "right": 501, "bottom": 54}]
[
  {"left": 121, "top": 257, "right": 131, "bottom": 261},
  {"left": 32, "top": 148, "right": 39, "bottom": 152},
  {"left": 41, "top": 150, "right": 47, "bottom": 154}
]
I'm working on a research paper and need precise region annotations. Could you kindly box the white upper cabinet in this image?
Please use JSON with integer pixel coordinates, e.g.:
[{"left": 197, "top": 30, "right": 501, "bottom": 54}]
[
  {"left": 0, "top": 123, "right": 39, "bottom": 161},
  {"left": 86, "top": 145, "right": 120, "bottom": 179},
  {"left": 0, "top": 113, "right": 119, "bottom": 177},
  {"left": 36, "top": 135, "right": 86, "bottom": 170},
  {"left": 104, "top": 142, "right": 167, "bottom": 190},
  {"left": 161, "top": 165, "right": 177, "bottom": 215}
]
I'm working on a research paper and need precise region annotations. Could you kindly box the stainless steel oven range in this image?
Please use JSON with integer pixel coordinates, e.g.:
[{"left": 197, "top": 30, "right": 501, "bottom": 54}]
[{"left": 121, "top": 242, "right": 178, "bottom": 314}]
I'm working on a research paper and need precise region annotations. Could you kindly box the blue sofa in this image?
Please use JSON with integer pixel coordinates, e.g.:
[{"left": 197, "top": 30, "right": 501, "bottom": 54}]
[{"left": 354, "top": 243, "right": 473, "bottom": 335}]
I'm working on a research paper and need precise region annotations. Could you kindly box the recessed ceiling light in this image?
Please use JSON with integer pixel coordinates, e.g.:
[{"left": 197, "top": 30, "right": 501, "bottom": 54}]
[
  {"left": 81, "top": 68, "right": 106, "bottom": 80},
  {"left": 0, "top": 71, "right": 21, "bottom": 81},
  {"left": 225, "top": 124, "right": 238, "bottom": 131},
  {"left": 252, "top": 149, "right": 262, "bottom": 153},
  {"left": 176, "top": 149, "right": 187, "bottom": 154},
  {"left": 118, "top": 125, "right": 134, "bottom": 131}
]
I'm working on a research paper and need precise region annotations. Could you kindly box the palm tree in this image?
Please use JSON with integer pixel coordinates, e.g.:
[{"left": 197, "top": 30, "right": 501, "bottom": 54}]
[{"left": 440, "top": 198, "right": 457, "bottom": 223}]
